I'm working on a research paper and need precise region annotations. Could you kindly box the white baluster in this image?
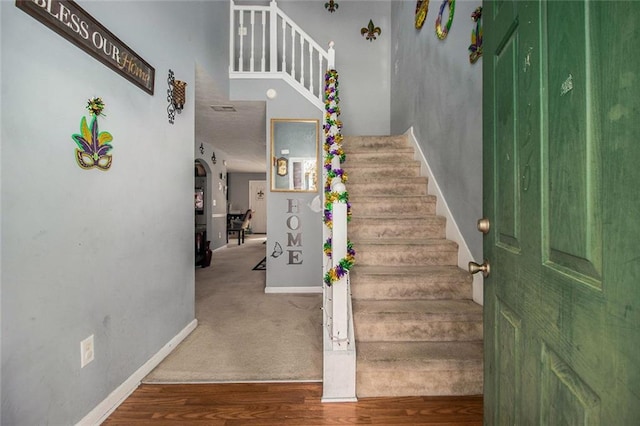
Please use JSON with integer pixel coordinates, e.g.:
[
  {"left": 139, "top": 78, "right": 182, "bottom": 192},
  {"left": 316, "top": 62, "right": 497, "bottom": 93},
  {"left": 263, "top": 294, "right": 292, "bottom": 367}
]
[
  {"left": 238, "top": 12, "right": 244, "bottom": 72},
  {"left": 290, "top": 27, "right": 296, "bottom": 80},
  {"left": 250, "top": 11, "right": 255, "bottom": 72},
  {"left": 318, "top": 52, "right": 323, "bottom": 102},
  {"left": 300, "top": 37, "right": 305, "bottom": 87},
  {"left": 270, "top": 1, "right": 277, "bottom": 72},
  {"left": 281, "top": 18, "right": 286, "bottom": 72},
  {"left": 261, "top": 11, "right": 266, "bottom": 72},
  {"left": 308, "top": 44, "right": 314, "bottom": 94},
  {"left": 229, "top": 1, "right": 235, "bottom": 72}
]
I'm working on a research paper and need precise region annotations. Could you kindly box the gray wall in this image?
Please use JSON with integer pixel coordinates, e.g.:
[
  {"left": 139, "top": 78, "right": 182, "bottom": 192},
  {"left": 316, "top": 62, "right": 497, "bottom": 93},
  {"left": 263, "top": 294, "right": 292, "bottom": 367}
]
[
  {"left": 0, "top": 1, "right": 227, "bottom": 424},
  {"left": 195, "top": 144, "right": 230, "bottom": 251},
  {"left": 228, "top": 172, "right": 268, "bottom": 214},
  {"left": 389, "top": 0, "right": 483, "bottom": 260},
  {"left": 277, "top": 0, "right": 391, "bottom": 136},
  {"left": 231, "top": 78, "right": 323, "bottom": 289}
]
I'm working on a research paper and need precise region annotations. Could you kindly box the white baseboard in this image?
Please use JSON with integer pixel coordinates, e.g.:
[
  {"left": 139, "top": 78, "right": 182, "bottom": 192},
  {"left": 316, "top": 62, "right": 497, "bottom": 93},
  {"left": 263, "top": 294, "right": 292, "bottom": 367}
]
[
  {"left": 77, "top": 319, "right": 198, "bottom": 426},
  {"left": 406, "top": 128, "right": 483, "bottom": 305},
  {"left": 264, "top": 286, "right": 323, "bottom": 294}
]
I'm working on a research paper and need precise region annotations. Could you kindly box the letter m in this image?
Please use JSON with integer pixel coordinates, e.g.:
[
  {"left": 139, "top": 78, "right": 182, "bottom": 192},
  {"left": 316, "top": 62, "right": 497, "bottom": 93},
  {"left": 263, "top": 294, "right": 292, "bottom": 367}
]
[{"left": 287, "top": 232, "right": 302, "bottom": 247}]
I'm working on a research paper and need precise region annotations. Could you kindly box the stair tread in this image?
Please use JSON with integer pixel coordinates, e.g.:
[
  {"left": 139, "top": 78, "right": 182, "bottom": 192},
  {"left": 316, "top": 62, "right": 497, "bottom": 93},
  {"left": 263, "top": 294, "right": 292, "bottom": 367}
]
[
  {"left": 357, "top": 341, "right": 483, "bottom": 368},
  {"left": 354, "top": 238, "right": 457, "bottom": 246},
  {"left": 354, "top": 299, "right": 482, "bottom": 317},
  {"left": 349, "top": 194, "right": 435, "bottom": 199},
  {"left": 351, "top": 264, "right": 469, "bottom": 278},
  {"left": 351, "top": 214, "right": 443, "bottom": 220}
]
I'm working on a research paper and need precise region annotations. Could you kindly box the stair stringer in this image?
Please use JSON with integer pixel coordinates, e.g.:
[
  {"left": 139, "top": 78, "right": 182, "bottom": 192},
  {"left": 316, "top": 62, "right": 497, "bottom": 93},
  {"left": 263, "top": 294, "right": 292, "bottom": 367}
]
[{"left": 405, "top": 127, "right": 483, "bottom": 305}]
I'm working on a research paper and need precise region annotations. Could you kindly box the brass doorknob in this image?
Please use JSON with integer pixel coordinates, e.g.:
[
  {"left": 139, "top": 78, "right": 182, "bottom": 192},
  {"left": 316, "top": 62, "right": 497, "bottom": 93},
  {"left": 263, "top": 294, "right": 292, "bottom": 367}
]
[
  {"left": 477, "top": 218, "right": 490, "bottom": 234},
  {"left": 468, "top": 260, "right": 491, "bottom": 278}
]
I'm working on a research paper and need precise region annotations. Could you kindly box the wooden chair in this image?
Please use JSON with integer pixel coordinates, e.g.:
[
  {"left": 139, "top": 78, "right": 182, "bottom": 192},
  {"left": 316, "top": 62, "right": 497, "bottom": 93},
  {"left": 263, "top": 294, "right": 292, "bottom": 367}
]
[{"left": 227, "top": 209, "right": 252, "bottom": 245}]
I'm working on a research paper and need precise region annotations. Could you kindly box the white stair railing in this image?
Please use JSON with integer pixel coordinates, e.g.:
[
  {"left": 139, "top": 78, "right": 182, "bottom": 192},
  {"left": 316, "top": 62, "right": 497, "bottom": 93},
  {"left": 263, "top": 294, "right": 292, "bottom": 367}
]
[{"left": 230, "top": 0, "right": 330, "bottom": 110}]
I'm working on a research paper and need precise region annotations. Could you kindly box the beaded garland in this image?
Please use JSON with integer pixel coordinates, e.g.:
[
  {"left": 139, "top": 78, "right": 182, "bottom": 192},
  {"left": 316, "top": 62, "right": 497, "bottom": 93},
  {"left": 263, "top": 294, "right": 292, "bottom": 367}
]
[
  {"left": 435, "top": 0, "right": 456, "bottom": 40},
  {"left": 323, "top": 69, "right": 355, "bottom": 286}
]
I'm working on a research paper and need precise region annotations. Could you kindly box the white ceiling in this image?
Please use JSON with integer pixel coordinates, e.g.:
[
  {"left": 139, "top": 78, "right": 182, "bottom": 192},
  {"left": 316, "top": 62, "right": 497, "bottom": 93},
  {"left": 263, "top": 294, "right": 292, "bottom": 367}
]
[{"left": 194, "top": 65, "right": 267, "bottom": 173}]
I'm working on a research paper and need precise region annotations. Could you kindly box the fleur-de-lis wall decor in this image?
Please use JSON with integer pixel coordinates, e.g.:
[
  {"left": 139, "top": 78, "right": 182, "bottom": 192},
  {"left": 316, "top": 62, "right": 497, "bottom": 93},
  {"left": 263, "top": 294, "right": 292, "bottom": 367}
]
[
  {"left": 324, "top": 0, "right": 338, "bottom": 13},
  {"left": 361, "top": 19, "right": 381, "bottom": 42}
]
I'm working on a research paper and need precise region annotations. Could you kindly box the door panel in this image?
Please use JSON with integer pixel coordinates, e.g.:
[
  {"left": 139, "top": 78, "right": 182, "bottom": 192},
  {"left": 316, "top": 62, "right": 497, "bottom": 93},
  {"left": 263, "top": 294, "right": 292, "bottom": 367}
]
[
  {"left": 249, "top": 180, "right": 267, "bottom": 233},
  {"left": 496, "top": 300, "right": 522, "bottom": 425},
  {"left": 484, "top": 1, "right": 640, "bottom": 423},
  {"left": 543, "top": 1, "right": 602, "bottom": 286},
  {"left": 495, "top": 27, "right": 521, "bottom": 252},
  {"left": 540, "top": 343, "right": 600, "bottom": 424}
]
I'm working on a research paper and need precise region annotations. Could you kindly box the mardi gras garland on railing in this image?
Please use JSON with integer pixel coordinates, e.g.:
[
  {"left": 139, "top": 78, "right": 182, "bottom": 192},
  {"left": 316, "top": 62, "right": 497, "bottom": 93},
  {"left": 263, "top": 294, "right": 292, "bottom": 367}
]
[
  {"left": 323, "top": 69, "right": 355, "bottom": 286},
  {"left": 324, "top": 238, "right": 356, "bottom": 285}
]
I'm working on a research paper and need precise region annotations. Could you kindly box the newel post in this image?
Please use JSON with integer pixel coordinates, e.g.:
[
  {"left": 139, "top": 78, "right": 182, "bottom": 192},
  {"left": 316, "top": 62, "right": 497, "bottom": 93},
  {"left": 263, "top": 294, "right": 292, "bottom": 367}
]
[
  {"left": 328, "top": 41, "right": 335, "bottom": 69},
  {"left": 330, "top": 182, "right": 348, "bottom": 350}
]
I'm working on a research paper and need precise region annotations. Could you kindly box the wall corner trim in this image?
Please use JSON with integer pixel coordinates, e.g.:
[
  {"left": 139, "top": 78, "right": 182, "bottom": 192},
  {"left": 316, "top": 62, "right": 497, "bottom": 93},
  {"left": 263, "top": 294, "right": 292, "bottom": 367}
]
[
  {"left": 406, "top": 127, "right": 483, "bottom": 305},
  {"left": 76, "top": 319, "right": 198, "bottom": 426}
]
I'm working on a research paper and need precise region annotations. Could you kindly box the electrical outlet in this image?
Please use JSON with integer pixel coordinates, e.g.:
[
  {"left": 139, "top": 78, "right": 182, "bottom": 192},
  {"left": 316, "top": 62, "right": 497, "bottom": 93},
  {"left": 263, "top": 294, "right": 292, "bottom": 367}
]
[
  {"left": 80, "top": 334, "right": 95, "bottom": 368},
  {"left": 212, "top": 199, "right": 216, "bottom": 206},
  {"left": 218, "top": 232, "right": 222, "bottom": 239},
  {"left": 238, "top": 26, "right": 247, "bottom": 36}
]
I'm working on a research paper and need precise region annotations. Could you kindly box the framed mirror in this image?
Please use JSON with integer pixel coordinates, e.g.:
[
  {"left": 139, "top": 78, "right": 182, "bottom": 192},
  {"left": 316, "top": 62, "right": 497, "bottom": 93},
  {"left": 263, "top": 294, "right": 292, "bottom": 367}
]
[{"left": 270, "top": 118, "right": 319, "bottom": 192}]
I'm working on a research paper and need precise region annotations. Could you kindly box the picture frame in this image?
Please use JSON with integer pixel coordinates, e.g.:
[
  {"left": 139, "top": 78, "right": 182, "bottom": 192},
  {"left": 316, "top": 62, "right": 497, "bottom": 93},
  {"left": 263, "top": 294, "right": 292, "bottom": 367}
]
[
  {"left": 276, "top": 157, "right": 288, "bottom": 176},
  {"left": 270, "top": 118, "right": 319, "bottom": 192}
]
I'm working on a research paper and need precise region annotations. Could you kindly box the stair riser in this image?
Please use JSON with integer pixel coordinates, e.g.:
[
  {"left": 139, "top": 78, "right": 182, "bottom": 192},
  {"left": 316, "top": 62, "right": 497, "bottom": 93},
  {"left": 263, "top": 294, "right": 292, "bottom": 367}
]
[
  {"left": 348, "top": 165, "right": 421, "bottom": 179},
  {"left": 356, "top": 369, "right": 483, "bottom": 397},
  {"left": 351, "top": 280, "right": 471, "bottom": 300},
  {"left": 344, "top": 136, "right": 409, "bottom": 149},
  {"left": 350, "top": 218, "right": 445, "bottom": 239},
  {"left": 355, "top": 320, "right": 483, "bottom": 342},
  {"left": 350, "top": 200, "right": 436, "bottom": 216},
  {"left": 345, "top": 151, "right": 415, "bottom": 163},
  {"left": 349, "top": 182, "right": 428, "bottom": 196},
  {"left": 356, "top": 246, "right": 457, "bottom": 266}
]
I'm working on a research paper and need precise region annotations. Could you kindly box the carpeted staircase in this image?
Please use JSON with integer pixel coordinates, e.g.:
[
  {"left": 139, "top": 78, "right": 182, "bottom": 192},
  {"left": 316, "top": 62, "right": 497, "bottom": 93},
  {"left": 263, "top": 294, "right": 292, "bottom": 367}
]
[{"left": 345, "top": 134, "right": 483, "bottom": 397}]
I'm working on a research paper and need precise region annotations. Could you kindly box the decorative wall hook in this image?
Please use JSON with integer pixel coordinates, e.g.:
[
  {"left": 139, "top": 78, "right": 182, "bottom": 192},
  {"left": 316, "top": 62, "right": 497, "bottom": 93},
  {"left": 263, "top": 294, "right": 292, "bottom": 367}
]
[
  {"left": 199, "top": 143, "right": 205, "bottom": 155},
  {"left": 361, "top": 19, "right": 381, "bottom": 42},
  {"left": 167, "top": 69, "right": 187, "bottom": 124},
  {"left": 325, "top": 0, "right": 338, "bottom": 13},
  {"left": 211, "top": 151, "right": 217, "bottom": 164}
]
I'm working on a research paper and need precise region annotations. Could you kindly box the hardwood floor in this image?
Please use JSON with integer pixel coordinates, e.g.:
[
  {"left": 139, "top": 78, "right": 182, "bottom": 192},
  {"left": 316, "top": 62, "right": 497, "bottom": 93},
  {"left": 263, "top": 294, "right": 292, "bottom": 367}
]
[{"left": 104, "top": 382, "right": 482, "bottom": 425}]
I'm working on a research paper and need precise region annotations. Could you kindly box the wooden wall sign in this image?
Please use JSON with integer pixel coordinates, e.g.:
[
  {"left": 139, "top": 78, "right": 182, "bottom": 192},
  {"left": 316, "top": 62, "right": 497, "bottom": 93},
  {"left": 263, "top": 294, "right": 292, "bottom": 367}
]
[{"left": 16, "top": 0, "right": 155, "bottom": 94}]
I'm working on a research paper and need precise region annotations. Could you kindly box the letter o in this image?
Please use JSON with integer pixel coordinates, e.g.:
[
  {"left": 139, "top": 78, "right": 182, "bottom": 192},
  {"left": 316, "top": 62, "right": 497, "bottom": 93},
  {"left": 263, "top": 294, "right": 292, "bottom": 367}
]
[
  {"left": 286, "top": 215, "right": 301, "bottom": 230},
  {"left": 92, "top": 31, "right": 104, "bottom": 49}
]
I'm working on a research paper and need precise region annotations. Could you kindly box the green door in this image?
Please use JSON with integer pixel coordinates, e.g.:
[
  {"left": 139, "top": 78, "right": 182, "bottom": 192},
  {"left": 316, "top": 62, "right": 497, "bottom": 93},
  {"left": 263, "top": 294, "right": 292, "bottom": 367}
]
[{"left": 483, "top": 1, "right": 640, "bottom": 423}]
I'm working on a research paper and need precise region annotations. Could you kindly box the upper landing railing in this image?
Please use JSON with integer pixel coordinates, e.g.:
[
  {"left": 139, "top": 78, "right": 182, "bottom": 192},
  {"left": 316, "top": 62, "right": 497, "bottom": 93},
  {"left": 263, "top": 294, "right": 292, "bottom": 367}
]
[{"left": 229, "top": 0, "right": 334, "bottom": 110}]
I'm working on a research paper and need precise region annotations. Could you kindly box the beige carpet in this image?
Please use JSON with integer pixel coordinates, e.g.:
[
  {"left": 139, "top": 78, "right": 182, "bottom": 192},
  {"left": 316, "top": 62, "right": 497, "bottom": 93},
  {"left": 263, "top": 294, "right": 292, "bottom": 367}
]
[{"left": 143, "top": 235, "right": 323, "bottom": 383}]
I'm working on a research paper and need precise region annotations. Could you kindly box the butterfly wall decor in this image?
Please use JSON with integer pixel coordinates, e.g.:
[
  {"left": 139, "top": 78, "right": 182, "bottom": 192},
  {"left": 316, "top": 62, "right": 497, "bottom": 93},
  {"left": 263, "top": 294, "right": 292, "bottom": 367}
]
[{"left": 271, "top": 241, "right": 283, "bottom": 258}]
